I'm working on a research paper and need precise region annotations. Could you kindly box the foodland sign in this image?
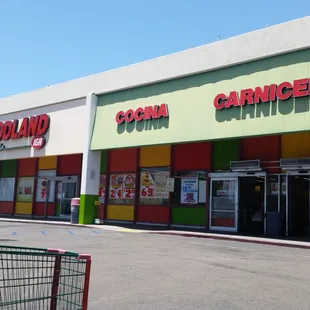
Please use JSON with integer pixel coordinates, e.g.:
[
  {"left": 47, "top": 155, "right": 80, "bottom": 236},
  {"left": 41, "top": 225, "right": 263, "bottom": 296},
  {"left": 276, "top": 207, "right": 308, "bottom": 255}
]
[
  {"left": 213, "top": 78, "right": 310, "bottom": 110},
  {"left": 116, "top": 104, "right": 169, "bottom": 124},
  {"left": 0, "top": 114, "right": 50, "bottom": 150}
]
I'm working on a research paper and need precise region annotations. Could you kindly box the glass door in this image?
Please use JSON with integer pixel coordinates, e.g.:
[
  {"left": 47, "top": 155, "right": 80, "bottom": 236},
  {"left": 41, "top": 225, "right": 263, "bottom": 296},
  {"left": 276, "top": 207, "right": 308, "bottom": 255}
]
[
  {"left": 58, "top": 177, "right": 78, "bottom": 218},
  {"left": 210, "top": 178, "right": 238, "bottom": 232}
]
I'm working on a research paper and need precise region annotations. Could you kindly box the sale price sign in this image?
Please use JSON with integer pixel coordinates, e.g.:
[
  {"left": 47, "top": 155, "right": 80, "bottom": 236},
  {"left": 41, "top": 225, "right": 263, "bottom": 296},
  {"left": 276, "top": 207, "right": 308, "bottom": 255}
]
[
  {"left": 123, "top": 174, "right": 136, "bottom": 199},
  {"left": 109, "top": 175, "right": 124, "bottom": 199}
]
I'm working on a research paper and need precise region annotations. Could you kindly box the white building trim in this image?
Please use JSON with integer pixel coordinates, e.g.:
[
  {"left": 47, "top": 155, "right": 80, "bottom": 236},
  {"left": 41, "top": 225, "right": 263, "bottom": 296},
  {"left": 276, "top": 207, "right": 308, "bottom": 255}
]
[{"left": 0, "top": 16, "right": 309, "bottom": 115}]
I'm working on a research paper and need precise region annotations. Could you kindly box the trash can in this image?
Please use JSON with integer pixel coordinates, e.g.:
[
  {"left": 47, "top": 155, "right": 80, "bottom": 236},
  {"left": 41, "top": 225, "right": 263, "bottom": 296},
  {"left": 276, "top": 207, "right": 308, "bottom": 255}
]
[
  {"left": 266, "top": 212, "right": 283, "bottom": 237},
  {"left": 70, "top": 198, "right": 80, "bottom": 224}
]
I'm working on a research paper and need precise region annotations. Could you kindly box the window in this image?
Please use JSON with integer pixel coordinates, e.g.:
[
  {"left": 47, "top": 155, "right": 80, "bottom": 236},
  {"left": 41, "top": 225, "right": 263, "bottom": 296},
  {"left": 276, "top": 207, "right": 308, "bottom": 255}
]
[
  {"left": 172, "top": 171, "right": 207, "bottom": 205},
  {"left": 36, "top": 170, "right": 56, "bottom": 203},
  {"left": 16, "top": 177, "right": 35, "bottom": 202},
  {"left": 0, "top": 178, "right": 15, "bottom": 202},
  {"left": 108, "top": 173, "right": 136, "bottom": 205},
  {"left": 98, "top": 174, "right": 107, "bottom": 204},
  {"left": 139, "top": 168, "right": 170, "bottom": 205}
]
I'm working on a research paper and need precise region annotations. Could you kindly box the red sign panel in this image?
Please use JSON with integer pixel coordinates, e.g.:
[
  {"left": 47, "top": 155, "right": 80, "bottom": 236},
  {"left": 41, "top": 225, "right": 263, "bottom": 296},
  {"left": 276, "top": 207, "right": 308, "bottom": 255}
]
[
  {"left": 31, "top": 136, "right": 46, "bottom": 149},
  {"left": 214, "top": 78, "right": 310, "bottom": 110},
  {"left": 0, "top": 114, "right": 50, "bottom": 141},
  {"left": 116, "top": 104, "right": 169, "bottom": 124}
]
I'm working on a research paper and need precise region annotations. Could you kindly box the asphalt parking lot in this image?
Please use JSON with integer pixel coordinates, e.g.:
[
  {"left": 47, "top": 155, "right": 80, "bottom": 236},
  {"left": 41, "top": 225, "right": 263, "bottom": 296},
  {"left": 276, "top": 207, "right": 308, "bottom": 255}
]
[{"left": 1, "top": 222, "right": 310, "bottom": 310}]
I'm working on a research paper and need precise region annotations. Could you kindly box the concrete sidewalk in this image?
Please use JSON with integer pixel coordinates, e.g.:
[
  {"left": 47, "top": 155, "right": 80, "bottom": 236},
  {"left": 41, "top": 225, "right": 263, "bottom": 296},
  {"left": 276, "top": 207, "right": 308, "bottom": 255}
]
[{"left": 1, "top": 217, "right": 310, "bottom": 249}]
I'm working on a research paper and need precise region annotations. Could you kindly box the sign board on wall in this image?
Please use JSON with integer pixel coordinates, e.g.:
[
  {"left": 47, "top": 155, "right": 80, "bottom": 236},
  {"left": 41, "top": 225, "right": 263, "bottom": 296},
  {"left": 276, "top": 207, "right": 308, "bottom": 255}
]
[
  {"left": 91, "top": 51, "right": 310, "bottom": 150},
  {"left": 116, "top": 104, "right": 169, "bottom": 124},
  {"left": 213, "top": 78, "right": 310, "bottom": 110},
  {"left": 0, "top": 114, "right": 50, "bottom": 151}
]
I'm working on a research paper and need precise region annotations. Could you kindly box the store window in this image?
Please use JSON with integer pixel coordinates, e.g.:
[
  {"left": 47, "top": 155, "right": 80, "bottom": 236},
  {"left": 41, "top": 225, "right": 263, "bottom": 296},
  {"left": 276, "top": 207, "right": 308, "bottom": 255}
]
[
  {"left": 108, "top": 173, "right": 136, "bottom": 204},
  {"left": 36, "top": 170, "right": 56, "bottom": 203},
  {"left": 172, "top": 171, "right": 207, "bottom": 205},
  {"left": 139, "top": 168, "right": 170, "bottom": 205},
  {"left": 0, "top": 178, "right": 15, "bottom": 202},
  {"left": 16, "top": 177, "right": 35, "bottom": 202},
  {"left": 99, "top": 174, "right": 107, "bottom": 204}
]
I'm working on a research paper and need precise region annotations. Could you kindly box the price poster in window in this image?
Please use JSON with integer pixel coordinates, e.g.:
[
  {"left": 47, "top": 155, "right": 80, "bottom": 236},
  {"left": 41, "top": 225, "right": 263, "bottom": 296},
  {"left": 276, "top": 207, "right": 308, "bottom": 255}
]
[
  {"left": 109, "top": 175, "right": 123, "bottom": 199},
  {"left": 140, "top": 171, "right": 169, "bottom": 198},
  {"left": 123, "top": 174, "right": 136, "bottom": 199},
  {"left": 99, "top": 174, "right": 106, "bottom": 204},
  {"left": 181, "top": 177, "right": 199, "bottom": 204},
  {"left": 140, "top": 171, "right": 155, "bottom": 198}
]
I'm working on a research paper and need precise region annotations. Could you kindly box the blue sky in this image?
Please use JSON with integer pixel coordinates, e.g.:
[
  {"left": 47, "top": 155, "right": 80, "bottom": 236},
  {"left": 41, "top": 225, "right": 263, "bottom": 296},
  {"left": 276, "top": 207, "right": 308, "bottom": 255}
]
[{"left": 0, "top": 0, "right": 308, "bottom": 98}]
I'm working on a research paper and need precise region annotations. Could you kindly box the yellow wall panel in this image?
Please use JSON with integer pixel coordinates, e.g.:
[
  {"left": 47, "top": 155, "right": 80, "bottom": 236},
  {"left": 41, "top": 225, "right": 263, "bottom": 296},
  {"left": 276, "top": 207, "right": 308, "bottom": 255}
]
[
  {"left": 140, "top": 145, "right": 171, "bottom": 167},
  {"left": 106, "top": 205, "right": 134, "bottom": 221},
  {"left": 38, "top": 156, "right": 57, "bottom": 170},
  {"left": 15, "top": 202, "right": 33, "bottom": 215},
  {"left": 281, "top": 133, "right": 310, "bottom": 158}
]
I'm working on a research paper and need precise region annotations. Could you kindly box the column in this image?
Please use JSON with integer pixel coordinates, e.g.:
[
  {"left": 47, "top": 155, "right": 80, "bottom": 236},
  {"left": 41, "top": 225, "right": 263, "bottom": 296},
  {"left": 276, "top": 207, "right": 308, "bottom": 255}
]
[{"left": 79, "top": 93, "right": 101, "bottom": 224}]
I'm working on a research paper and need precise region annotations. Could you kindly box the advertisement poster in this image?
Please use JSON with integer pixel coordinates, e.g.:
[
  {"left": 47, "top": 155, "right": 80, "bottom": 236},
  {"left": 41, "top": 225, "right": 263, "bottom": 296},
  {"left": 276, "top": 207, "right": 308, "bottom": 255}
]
[
  {"left": 271, "top": 182, "right": 279, "bottom": 195},
  {"left": 123, "top": 174, "right": 136, "bottom": 199},
  {"left": 98, "top": 174, "right": 106, "bottom": 204},
  {"left": 109, "top": 174, "right": 123, "bottom": 199},
  {"left": 16, "top": 177, "right": 35, "bottom": 202},
  {"left": 140, "top": 171, "right": 169, "bottom": 199},
  {"left": 0, "top": 178, "right": 15, "bottom": 202},
  {"left": 181, "top": 177, "right": 199, "bottom": 204}
]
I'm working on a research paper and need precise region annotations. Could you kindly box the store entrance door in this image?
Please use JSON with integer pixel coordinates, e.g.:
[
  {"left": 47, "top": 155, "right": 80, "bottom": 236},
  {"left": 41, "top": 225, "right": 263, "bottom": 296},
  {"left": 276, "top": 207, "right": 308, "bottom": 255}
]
[
  {"left": 57, "top": 176, "right": 79, "bottom": 219},
  {"left": 209, "top": 176, "right": 239, "bottom": 232},
  {"left": 209, "top": 172, "right": 266, "bottom": 234},
  {"left": 286, "top": 172, "right": 310, "bottom": 237}
]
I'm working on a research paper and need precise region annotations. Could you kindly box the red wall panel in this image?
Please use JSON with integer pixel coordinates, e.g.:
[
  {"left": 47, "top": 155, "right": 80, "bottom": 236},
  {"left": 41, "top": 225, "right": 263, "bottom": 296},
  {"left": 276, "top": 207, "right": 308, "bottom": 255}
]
[
  {"left": 32, "top": 203, "right": 56, "bottom": 217},
  {"left": 240, "top": 136, "right": 281, "bottom": 172},
  {"left": 136, "top": 206, "right": 169, "bottom": 224},
  {"left": 18, "top": 158, "right": 37, "bottom": 176},
  {"left": 57, "top": 154, "right": 82, "bottom": 176},
  {"left": 173, "top": 142, "right": 212, "bottom": 170},
  {"left": 109, "top": 148, "right": 138, "bottom": 172},
  {"left": 0, "top": 202, "right": 13, "bottom": 214}
]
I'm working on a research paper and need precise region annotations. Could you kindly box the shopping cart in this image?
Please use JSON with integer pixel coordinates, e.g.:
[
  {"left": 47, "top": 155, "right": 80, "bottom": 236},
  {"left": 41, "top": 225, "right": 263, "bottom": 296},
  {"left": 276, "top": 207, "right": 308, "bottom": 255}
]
[{"left": 0, "top": 245, "right": 91, "bottom": 309}]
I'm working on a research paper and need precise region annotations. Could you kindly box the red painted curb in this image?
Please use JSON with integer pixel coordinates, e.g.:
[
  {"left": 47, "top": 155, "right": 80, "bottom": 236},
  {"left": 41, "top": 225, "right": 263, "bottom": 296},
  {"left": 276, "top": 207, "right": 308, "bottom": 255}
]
[{"left": 148, "top": 232, "right": 310, "bottom": 250}]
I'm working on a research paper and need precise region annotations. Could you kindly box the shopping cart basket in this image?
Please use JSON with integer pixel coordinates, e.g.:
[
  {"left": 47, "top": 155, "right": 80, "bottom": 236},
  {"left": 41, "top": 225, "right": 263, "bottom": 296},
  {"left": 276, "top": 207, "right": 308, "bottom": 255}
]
[{"left": 0, "top": 245, "right": 91, "bottom": 309}]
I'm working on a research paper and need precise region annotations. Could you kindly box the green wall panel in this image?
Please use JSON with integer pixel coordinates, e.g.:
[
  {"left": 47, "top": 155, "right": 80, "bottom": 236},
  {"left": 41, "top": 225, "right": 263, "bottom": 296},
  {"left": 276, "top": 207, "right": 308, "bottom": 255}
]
[
  {"left": 213, "top": 139, "right": 239, "bottom": 170},
  {"left": 100, "top": 151, "right": 108, "bottom": 173},
  {"left": 1, "top": 160, "right": 17, "bottom": 177},
  {"left": 79, "top": 194, "right": 98, "bottom": 224},
  {"left": 171, "top": 207, "right": 206, "bottom": 226}
]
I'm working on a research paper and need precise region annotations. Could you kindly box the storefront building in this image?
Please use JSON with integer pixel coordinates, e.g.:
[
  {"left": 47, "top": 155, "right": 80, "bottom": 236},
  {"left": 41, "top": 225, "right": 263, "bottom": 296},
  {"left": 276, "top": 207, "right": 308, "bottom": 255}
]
[
  {"left": 0, "top": 96, "right": 90, "bottom": 220},
  {"left": 90, "top": 17, "right": 310, "bottom": 237},
  {"left": 0, "top": 17, "right": 309, "bottom": 237}
]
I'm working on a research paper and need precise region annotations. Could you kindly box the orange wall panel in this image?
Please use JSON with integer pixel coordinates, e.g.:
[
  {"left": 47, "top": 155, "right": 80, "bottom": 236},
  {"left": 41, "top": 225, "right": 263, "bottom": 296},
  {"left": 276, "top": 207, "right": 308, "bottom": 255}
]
[
  {"left": 140, "top": 145, "right": 171, "bottom": 167},
  {"left": 109, "top": 148, "right": 138, "bottom": 172},
  {"left": 281, "top": 133, "right": 310, "bottom": 158},
  {"left": 18, "top": 158, "right": 37, "bottom": 176},
  {"left": 38, "top": 156, "right": 57, "bottom": 170}
]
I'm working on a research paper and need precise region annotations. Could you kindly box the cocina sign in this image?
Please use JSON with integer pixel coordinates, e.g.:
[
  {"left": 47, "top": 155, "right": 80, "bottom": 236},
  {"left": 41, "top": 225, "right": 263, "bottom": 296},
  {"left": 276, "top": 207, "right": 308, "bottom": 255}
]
[
  {"left": 116, "top": 104, "right": 169, "bottom": 124},
  {"left": 0, "top": 114, "right": 50, "bottom": 150},
  {"left": 213, "top": 78, "right": 310, "bottom": 110}
]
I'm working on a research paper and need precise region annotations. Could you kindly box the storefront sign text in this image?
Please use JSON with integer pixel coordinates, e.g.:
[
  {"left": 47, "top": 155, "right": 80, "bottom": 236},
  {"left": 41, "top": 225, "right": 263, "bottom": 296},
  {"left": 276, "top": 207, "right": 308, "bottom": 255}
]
[
  {"left": 116, "top": 104, "right": 169, "bottom": 124},
  {"left": 214, "top": 78, "right": 310, "bottom": 110},
  {"left": 0, "top": 114, "right": 50, "bottom": 141}
]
